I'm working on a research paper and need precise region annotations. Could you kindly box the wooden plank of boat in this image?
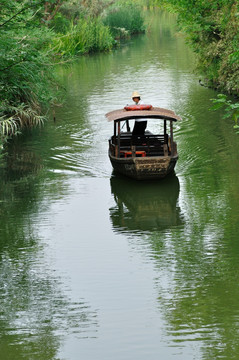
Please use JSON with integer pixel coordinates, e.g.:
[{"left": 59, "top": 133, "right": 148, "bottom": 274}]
[{"left": 108, "top": 153, "right": 178, "bottom": 180}]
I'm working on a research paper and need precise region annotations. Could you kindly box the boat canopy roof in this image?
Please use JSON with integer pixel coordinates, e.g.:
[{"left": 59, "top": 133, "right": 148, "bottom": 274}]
[{"left": 105, "top": 107, "right": 181, "bottom": 122}]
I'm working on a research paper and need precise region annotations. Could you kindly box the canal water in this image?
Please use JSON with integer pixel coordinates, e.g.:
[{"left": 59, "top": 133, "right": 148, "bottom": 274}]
[{"left": 1, "top": 11, "right": 239, "bottom": 360}]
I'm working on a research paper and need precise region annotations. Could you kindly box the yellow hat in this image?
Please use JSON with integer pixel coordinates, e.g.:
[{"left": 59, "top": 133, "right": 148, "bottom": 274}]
[{"left": 132, "top": 91, "right": 141, "bottom": 99}]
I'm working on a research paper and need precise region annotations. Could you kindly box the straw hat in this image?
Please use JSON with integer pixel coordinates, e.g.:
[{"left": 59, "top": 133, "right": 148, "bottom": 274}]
[{"left": 132, "top": 91, "right": 141, "bottom": 99}]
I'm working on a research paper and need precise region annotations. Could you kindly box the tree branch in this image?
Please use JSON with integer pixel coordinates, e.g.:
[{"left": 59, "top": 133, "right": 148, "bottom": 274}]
[
  {"left": 46, "top": 0, "right": 64, "bottom": 22},
  {"left": 0, "top": 7, "right": 27, "bottom": 28}
]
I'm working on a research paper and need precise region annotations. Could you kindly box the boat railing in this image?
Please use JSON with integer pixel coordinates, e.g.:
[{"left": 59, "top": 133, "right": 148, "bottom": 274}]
[{"left": 110, "top": 134, "right": 174, "bottom": 157}]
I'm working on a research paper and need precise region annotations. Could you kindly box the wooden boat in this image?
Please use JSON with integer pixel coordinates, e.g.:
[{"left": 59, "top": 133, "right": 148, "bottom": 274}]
[{"left": 106, "top": 106, "right": 181, "bottom": 180}]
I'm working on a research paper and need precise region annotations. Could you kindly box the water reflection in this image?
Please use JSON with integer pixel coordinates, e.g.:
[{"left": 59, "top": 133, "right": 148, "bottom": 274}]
[
  {"left": 0, "top": 232, "right": 98, "bottom": 360},
  {"left": 110, "top": 173, "right": 183, "bottom": 234},
  {"left": 0, "top": 141, "right": 99, "bottom": 359},
  {"left": 152, "top": 218, "right": 239, "bottom": 360},
  {"left": 1, "top": 134, "right": 43, "bottom": 182}
]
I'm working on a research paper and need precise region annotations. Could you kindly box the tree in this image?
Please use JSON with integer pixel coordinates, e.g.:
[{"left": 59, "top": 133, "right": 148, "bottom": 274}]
[
  {"left": 0, "top": 1, "right": 56, "bottom": 143},
  {"left": 158, "top": 0, "right": 239, "bottom": 94}
]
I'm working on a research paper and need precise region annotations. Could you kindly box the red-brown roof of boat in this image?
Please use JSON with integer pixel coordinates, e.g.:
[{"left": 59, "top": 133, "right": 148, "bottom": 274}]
[{"left": 105, "top": 107, "right": 181, "bottom": 122}]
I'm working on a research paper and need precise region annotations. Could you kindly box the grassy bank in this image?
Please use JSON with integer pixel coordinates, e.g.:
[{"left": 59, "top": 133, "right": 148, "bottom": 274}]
[
  {"left": 51, "top": 17, "right": 114, "bottom": 57},
  {"left": 50, "top": 2, "right": 146, "bottom": 57}
]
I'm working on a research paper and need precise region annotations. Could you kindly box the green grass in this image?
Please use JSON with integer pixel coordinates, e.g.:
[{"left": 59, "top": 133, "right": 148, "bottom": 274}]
[
  {"left": 51, "top": 18, "right": 114, "bottom": 57},
  {"left": 103, "top": 4, "right": 145, "bottom": 39}
]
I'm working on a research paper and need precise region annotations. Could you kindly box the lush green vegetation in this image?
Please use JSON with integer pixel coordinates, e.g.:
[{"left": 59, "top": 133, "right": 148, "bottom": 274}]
[
  {"left": 0, "top": 0, "right": 146, "bottom": 150},
  {"left": 156, "top": 0, "right": 239, "bottom": 96},
  {"left": 0, "top": 1, "right": 58, "bottom": 148},
  {"left": 103, "top": 2, "right": 145, "bottom": 39},
  {"left": 148, "top": 0, "right": 239, "bottom": 132},
  {"left": 211, "top": 94, "right": 239, "bottom": 133},
  {"left": 51, "top": 17, "right": 114, "bottom": 56},
  {"left": 51, "top": 0, "right": 145, "bottom": 56}
]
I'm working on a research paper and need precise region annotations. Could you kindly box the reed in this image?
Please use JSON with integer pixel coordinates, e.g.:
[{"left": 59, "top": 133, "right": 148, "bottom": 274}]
[
  {"left": 51, "top": 18, "right": 114, "bottom": 57},
  {"left": 103, "top": 4, "right": 145, "bottom": 39}
]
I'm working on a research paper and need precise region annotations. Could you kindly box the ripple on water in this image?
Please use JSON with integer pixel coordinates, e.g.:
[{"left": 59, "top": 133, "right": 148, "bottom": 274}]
[
  {"left": 0, "top": 252, "right": 99, "bottom": 352},
  {"left": 48, "top": 125, "right": 111, "bottom": 177}
]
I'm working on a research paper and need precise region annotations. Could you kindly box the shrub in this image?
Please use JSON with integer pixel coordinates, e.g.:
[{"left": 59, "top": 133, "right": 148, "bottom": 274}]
[
  {"left": 0, "top": 26, "right": 56, "bottom": 144},
  {"left": 51, "top": 17, "right": 114, "bottom": 57},
  {"left": 103, "top": 4, "right": 145, "bottom": 38},
  {"left": 49, "top": 13, "right": 71, "bottom": 34},
  {"left": 211, "top": 94, "right": 239, "bottom": 134},
  {"left": 160, "top": 0, "right": 239, "bottom": 95},
  {"left": 0, "top": 1, "right": 58, "bottom": 147}
]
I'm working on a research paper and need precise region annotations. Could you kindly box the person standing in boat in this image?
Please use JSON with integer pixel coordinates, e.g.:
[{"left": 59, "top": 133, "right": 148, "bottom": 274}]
[
  {"left": 132, "top": 91, "right": 142, "bottom": 105},
  {"left": 131, "top": 91, "right": 147, "bottom": 135}
]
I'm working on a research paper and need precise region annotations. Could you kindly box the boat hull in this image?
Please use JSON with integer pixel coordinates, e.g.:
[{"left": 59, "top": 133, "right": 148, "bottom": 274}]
[{"left": 109, "top": 152, "right": 178, "bottom": 180}]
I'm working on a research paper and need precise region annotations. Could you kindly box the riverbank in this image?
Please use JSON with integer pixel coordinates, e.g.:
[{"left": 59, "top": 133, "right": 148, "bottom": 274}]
[
  {"left": 0, "top": 0, "right": 145, "bottom": 150},
  {"left": 159, "top": 0, "right": 239, "bottom": 96}
]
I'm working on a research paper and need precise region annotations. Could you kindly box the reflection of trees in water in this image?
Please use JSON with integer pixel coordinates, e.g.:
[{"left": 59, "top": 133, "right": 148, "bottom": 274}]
[
  {"left": 0, "top": 166, "right": 45, "bottom": 255},
  {"left": 2, "top": 134, "right": 43, "bottom": 182},
  {"left": 158, "top": 109, "right": 239, "bottom": 359},
  {"left": 0, "top": 245, "right": 98, "bottom": 360},
  {"left": 110, "top": 172, "right": 239, "bottom": 358},
  {"left": 0, "top": 142, "right": 98, "bottom": 360},
  {"left": 159, "top": 268, "right": 239, "bottom": 359},
  {"left": 109, "top": 173, "right": 183, "bottom": 234},
  {"left": 149, "top": 203, "right": 239, "bottom": 359},
  {"left": 153, "top": 223, "right": 239, "bottom": 360},
  {"left": 0, "top": 142, "right": 44, "bottom": 254},
  {"left": 0, "top": 133, "right": 44, "bottom": 252},
  {"left": 0, "top": 131, "right": 71, "bottom": 252}
]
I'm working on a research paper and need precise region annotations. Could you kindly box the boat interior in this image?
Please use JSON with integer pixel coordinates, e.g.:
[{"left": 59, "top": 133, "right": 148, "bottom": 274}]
[{"left": 109, "top": 119, "right": 174, "bottom": 158}]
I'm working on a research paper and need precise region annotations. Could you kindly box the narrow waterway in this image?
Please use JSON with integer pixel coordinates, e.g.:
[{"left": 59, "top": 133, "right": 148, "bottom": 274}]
[{"left": 1, "top": 10, "right": 239, "bottom": 360}]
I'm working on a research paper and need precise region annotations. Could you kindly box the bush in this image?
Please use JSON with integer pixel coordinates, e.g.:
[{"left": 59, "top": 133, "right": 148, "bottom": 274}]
[
  {"left": 0, "top": 27, "right": 55, "bottom": 145},
  {"left": 103, "top": 4, "right": 145, "bottom": 38},
  {"left": 211, "top": 94, "right": 239, "bottom": 134},
  {"left": 160, "top": 0, "right": 239, "bottom": 95},
  {"left": 49, "top": 13, "right": 71, "bottom": 34},
  {"left": 0, "top": 1, "right": 58, "bottom": 147},
  {"left": 51, "top": 17, "right": 114, "bottom": 57}
]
